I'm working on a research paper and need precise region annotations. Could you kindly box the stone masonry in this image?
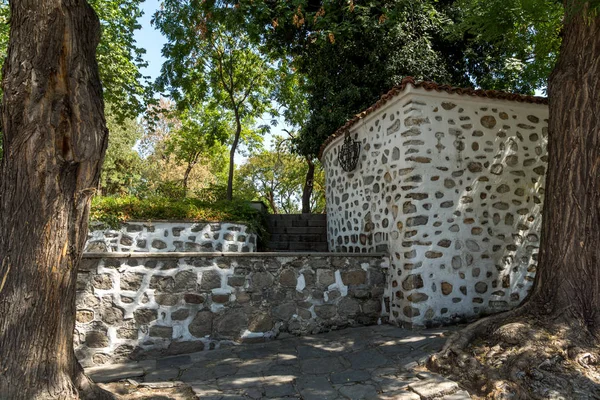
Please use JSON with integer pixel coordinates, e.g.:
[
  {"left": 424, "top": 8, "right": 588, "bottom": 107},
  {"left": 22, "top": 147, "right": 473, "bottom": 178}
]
[
  {"left": 75, "top": 253, "right": 387, "bottom": 367},
  {"left": 85, "top": 221, "right": 257, "bottom": 253},
  {"left": 321, "top": 81, "right": 548, "bottom": 327}
]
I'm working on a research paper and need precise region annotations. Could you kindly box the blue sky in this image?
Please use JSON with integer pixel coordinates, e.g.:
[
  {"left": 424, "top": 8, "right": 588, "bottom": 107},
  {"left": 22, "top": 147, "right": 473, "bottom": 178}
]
[{"left": 134, "top": 0, "right": 166, "bottom": 82}]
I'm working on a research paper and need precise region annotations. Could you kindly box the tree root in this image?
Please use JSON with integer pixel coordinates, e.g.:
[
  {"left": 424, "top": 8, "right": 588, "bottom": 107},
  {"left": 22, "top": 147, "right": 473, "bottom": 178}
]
[
  {"left": 74, "top": 364, "right": 118, "bottom": 400},
  {"left": 428, "top": 305, "right": 600, "bottom": 399}
]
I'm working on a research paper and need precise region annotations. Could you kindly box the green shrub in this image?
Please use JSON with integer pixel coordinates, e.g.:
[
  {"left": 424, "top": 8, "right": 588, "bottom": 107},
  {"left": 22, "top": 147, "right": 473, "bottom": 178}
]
[{"left": 90, "top": 195, "right": 268, "bottom": 240}]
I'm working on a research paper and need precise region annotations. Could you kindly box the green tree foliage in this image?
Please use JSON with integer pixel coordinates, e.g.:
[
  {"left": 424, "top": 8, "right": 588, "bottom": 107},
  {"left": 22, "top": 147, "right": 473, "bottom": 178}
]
[
  {"left": 99, "top": 107, "right": 144, "bottom": 195},
  {"left": 236, "top": 138, "right": 325, "bottom": 214},
  {"left": 454, "top": 0, "right": 562, "bottom": 92},
  {"left": 204, "top": 0, "right": 558, "bottom": 159},
  {"left": 91, "top": 0, "right": 151, "bottom": 119},
  {"left": 163, "top": 105, "right": 230, "bottom": 194},
  {"left": 153, "top": 2, "right": 276, "bottom": 200},
  {"left": 136, "top": 99, "right": 231, "bottom": 199}
]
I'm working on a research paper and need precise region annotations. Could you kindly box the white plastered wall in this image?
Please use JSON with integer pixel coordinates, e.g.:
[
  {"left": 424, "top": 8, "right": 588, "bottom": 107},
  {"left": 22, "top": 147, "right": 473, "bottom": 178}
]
[{"left": 322, "top": 86, "right": 548, "bottom": 326}]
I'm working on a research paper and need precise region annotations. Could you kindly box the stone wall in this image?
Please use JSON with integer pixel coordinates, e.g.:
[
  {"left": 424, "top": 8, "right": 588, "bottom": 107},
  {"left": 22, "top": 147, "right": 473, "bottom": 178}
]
[
  {"left": 321, "top": 85, "right": 548, "bottom": 327},
  {"left": 85, "top": 221, "right": 257, "bottom": 253},
  {"left": 75, "top": 253, "right": 388, "bottom": 366}
]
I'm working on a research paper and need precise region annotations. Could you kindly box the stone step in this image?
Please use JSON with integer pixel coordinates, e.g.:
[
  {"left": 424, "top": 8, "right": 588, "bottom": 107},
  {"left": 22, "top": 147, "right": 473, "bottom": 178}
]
[
  {"left": 266, "top": 214, "right": 327, "bottom": 221},
  {"left": 266, "top": 215, "right": 327, "bottom": 229},
  {"left": 267, "top": 226, "right": 327, "bottom": 235},
  {"left": 269, "top": 234, "right": 327, "bottom": 243},
  {"left": 265, "top": 241, "right": 329, "bottom": 252}
]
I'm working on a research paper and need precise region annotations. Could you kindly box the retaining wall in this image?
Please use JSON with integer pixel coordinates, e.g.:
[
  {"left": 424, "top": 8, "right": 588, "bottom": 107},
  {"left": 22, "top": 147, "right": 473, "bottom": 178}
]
[
  {"left": 85, "top": 221, "right": 257, "bottom": 253},
  {"left": 75, "top": 253, "right": 388, "bottom": 366}
]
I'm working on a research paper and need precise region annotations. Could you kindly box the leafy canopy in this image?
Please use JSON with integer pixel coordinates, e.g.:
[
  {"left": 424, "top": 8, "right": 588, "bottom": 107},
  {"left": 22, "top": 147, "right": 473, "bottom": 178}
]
[
  {"left": 235, "top": 141, "right": 325, "bottom": 214},
  {"left": 100, "top": 107, "right": 144, "bottom": 196}
]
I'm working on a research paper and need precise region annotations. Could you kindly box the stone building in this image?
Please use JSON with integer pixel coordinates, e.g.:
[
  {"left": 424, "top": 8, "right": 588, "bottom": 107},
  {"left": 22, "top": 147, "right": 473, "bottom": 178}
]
[{"left": 320, "top": 77, "right": 548, "bottom": 327}]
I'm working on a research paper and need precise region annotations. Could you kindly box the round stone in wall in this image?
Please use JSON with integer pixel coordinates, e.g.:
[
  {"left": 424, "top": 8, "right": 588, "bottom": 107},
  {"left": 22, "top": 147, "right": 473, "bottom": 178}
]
[{"left": 481, "top": 115, "right": 497, "bottom": 129}]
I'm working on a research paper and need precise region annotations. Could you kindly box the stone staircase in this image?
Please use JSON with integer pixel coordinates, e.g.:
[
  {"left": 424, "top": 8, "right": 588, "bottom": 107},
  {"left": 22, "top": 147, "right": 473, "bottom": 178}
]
[{"left": 265, "top": 214, "right": 328, "bottom": 252}]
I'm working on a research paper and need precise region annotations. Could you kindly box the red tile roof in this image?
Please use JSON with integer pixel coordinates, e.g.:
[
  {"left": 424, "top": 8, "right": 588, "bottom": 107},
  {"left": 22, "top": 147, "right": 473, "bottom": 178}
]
[{"left": 318, "top": 77, "right": 548, "bottom": 159}]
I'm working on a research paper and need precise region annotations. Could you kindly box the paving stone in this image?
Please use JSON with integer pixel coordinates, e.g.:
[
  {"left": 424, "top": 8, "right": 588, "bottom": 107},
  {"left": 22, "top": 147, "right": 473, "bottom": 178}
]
[
  {"left": 266, "top": 363, "right": 300, "bottom": 376},
  {"left": 238, "top": 346, "right": 278, "bottom": 360},
  {"left": 262, "top": 374, "right": 297, "bottom": 385},
  {"left": 375, "top": 376, "right": 414, "bottom": 393},
  {"left": 214, "top": 363, "right": 241, "bottom": 378},
  {"left": 85, "top": 325, "right": 467, "bottom": 400},
  {"left": 144, "top": 367, "right": 180, "bottom": 382},
  {"left": 190, "top": 384, "right": 222, "bottom": 398},
  {"left": 264, "top": 382, "right": 297, "bottom": 397},
  {"left": 242, "top": 387, "right": 266, "bottom": 399},
  {"left": 215, "top": 393, "right": 251, "bottom": 400},
  {"left": 345, "top": 349, "right": 392, "bottom": 369},
  {"left": 179, "top": 366, "right": 216, "bottom": 382},
  {"left": 337, "top": 383, "right": 378, "bottom": 399},
  {"left": 296, "top": 375, "right": 338, "bottom": 400},
  {"left": 297, "top": 345, "right": 339, "bottom": 359},
  {"left": 370, "top": 366, "right": 407, "bottom": 378},
  {"left": 378, "top": 343, "right": 414, "bottom": 357},
  {"left": 156, "top": 354, "right": 192, "bottom": 369},
  {"left": 300, "top": 357, "right": 346, "bottom": 374},
  {"left": 139, "top": 381, "right": 184, "bottom": 388},
  {"left": 87, "top": 363, "right": 145, "bottom": 383},
  {"left": 330, "top": 369, "right": 372, "bottom": 384},
  {"left": 218, "top": 373, "right": 265, "bottom": 390}
]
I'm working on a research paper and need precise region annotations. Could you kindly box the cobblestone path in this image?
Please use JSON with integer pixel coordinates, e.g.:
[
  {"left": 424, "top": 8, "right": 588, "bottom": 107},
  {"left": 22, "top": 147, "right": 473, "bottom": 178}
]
[{"left": 88, "top": 325, "right": 471, "bottom": 399}]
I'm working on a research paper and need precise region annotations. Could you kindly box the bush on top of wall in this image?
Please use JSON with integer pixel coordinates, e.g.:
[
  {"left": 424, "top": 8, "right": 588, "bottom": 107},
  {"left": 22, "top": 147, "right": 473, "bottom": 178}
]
[{"left": 90, "top": 196, "right": 266, "bottom": 234}]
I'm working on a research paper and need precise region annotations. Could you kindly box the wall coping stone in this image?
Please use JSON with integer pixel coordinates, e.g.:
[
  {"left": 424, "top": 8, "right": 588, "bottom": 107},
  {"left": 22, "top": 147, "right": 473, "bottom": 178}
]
[{"left": 82, "top": 251, "right": 388, "bottom": 259}]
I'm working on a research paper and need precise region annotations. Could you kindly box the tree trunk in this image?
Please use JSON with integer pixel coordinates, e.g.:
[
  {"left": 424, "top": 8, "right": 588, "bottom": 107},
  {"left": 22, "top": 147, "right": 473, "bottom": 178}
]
[
  {"left": 226, "top": 111, "right": 242, "bottom": 201},
  {"left": 301, "top": 157, "right": 315, "bottom": 214},
  {"left": 182, "top": 161, "right": 194, "bottom": 196},
  {"left": 266, "top": 190, "right": 278, "bottom": 214},
  {"left": 526, "top": 1, "right": 600, "bottom": 331},
  {"left": 0, "top": 1, "right": 112, "bottom": 399}
]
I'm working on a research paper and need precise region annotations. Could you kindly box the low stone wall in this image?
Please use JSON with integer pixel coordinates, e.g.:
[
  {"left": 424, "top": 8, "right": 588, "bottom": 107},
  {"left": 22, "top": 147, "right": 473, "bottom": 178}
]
[
  {"left": 75, "top": 253, "right": 388, "bottom": 366},
  {"left": 85, "top": 221, "right": 257, "bottom": 253}
]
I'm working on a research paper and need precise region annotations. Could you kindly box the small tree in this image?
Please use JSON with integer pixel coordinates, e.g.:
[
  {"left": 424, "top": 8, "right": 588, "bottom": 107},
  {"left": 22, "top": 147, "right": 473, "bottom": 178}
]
[
  {"left": 236, "top": 137, "right": 325, "bottom": 214},
  {"left": 154, "top": 3, "right": 275, "bottom": 200},
  {"left": 164, "top": 106, "right": 230, "bottom": 194}
]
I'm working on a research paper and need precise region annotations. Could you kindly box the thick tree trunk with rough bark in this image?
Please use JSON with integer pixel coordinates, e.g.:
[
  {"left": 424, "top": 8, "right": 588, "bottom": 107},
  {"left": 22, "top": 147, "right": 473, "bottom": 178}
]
[
  {"left": 430, "top": 4, "right": 600, "bottom": 397},
  {"left": 301, "top": 157, "right": 315, "bottom": 214},
  {"left": 0, "top": 1, "right": 112, "bottom": 399},
  {"left": 527, "top": 2, "right": 600, "bottom": 331}
]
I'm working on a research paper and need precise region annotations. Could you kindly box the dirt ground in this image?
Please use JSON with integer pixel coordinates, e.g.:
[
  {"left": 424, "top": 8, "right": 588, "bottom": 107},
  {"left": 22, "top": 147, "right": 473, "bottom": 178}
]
[{"left": 430, "top": 315, "right": 600, "bottom": 399}]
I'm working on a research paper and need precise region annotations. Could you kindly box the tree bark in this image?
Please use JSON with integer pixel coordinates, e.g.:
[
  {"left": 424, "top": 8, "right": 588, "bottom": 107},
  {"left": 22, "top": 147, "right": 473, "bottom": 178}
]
[
  {"left": 301, "top": 157, "right": 315, "bottom": 214},
  {"left": 182, "top": 159, "right": 197, "bottom": 196},
  {"left": 226, "top": 110, "right": 242, "bottom": 201},
  {"left": 526, "top": 1, "right": 600, "bottom": 331},
  {"left": 0, "top": 1, "right": 112, "bottom": 399},
  {"left": 266, "top": 190, "right": 278, "bottom": 214}
]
